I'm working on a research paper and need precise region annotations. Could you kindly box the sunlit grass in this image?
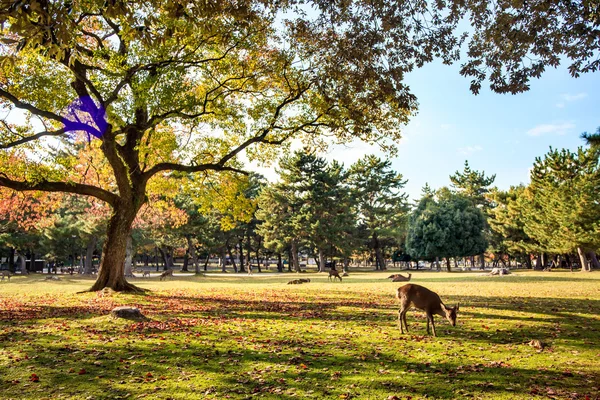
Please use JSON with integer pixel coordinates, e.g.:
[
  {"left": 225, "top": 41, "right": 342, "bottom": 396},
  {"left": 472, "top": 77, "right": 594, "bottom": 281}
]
[{"left": 0, "top": 270, "right": 598, "bottom": 399}]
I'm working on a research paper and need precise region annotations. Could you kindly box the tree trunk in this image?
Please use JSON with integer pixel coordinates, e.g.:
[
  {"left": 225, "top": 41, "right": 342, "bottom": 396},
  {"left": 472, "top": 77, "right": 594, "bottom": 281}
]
[
  {"left": 220, "top": 247, "right": 227, "bottom": 272},
  {"left": 226, "top": 244, "right": 238, "bottom": 273},
  {"left": 318, "top": 248, "right": 326, "bottom": 272},
  {"left": 16, "top": 252, "right": 26, "bottom": 273},
  {"left": 277, "top": 253, "right": 283, "bottom": 272},
  {"left": 203, "top": 254, "right": 209, "bottom": 271},
  {"left": 84, "top": 236, "right": 97, "bottom": 275},
  {"left": 181, "top": 249, "right": 189, "bottom": 272},
  {"left": 238, "top": 240, "right": 246, "bottom": 273},
  {"left": 291, "top": 240, "right": 300, "bottom": 272},
  {"left": 186, "top": 236, "right": 200, "bottom": 274},
  {"left": 589, "top": 251, "right": 600, "bottom": 269},
  {"left": 343, "top": 257, "right": 350, "bottom": 273},
  {"left": 577, "top": 247, "right": 591, "bottom": 272},
  {"left": 435, "top": 256, "right": 441, "bottom": 271},
  {"left": 90, "top": 209, "right": 142, "bottom": 292},
  {"left": 446, "top": 257, "right": 451, "bottom": 272},
  {"left": 124, "top": 235, "right": 134, "bottom": 277},
  {"left": 8, "top": 247, "right": 15, "bottom": 273},
  {"left": 454, "top": 257, "right": 458, "bottom": 270},
  {"left": 479, "top": 253, "right": 485, "bottom": 270},
  {"left": 255, "top": 239, "right": 262, "bottom": 273}
]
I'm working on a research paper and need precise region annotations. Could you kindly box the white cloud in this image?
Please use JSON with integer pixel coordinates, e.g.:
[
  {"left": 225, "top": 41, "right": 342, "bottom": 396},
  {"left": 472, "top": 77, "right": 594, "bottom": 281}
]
[
  {"left": 526, "top": 122, "right": 575, "bottom": 137},
  {"left": 457, "top": 145, "right": 483, "bottom": 155},
  {"left": 562, "top": 92, "right": 587, "bottom": 102},
  {"left": 440, "top": 123, "right": 454, "bottom": 130}
]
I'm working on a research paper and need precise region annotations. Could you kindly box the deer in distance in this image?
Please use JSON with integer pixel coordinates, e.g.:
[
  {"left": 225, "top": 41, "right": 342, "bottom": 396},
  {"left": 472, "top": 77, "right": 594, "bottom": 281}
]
[
  {"left": 1, "top": 270, "right": 11, "bottom": 281},
  {"left": 159, "top": 269, "right": 174, "bottom": 281},
  {"left": 388, "top": 273, "right": 411, "bottom": 282},
  {"left": 396, "top": 284, "right": 459, "bottom": 337},
  {"left": 328, "top": 269, "right": 342, "bottom": 282}
]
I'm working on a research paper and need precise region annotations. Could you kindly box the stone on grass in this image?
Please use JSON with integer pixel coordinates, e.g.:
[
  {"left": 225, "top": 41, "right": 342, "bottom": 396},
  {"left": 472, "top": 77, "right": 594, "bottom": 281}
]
[{"left": 110, "top": 306, "right": 149, "bottom": 321}]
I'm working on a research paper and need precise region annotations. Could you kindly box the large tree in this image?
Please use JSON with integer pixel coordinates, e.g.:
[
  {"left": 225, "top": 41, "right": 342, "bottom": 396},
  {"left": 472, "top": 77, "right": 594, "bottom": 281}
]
[
  {"left": 523, "top": 147, "right": 600, "bottom": 271},
  {"left": 406, "top": 190, "right": 488, "bottom": 271},
  {"left": 1, "top": 1, "right": 599, "bottom": 291},
  {"left": 348, "top": 155, "right": 408, "bottom": 270}
]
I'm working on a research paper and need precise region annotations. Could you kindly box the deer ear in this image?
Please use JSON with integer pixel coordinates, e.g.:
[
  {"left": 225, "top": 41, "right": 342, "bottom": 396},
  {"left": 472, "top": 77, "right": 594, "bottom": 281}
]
[{"left": 455, "top": 303, "right": 460, "bottom": 312}]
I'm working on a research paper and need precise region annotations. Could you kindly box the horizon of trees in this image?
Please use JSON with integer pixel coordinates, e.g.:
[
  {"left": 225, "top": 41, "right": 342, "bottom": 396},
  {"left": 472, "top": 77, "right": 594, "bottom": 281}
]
[{"left": 2, "top": 135, "right": 600, "bottom": 275}]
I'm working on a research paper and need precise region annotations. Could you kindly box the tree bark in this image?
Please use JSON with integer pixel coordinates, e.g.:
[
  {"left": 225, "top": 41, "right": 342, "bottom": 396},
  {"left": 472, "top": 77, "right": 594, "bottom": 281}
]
[
  {"left": 291, "top": 240, "right": 300, "bottom": 272},
  {"left": 479, "top": 253, "right": 485, "bottom": 270},
  {"left": 373, "top": 233, "right": 385, "bottom": 270},
  {"left": 84, "top": 236, "right": 97, "bottom": 275},
  {"left": 124, "top": 235, "right": 134, "bottom": 277},
  {"left": 8, "top": 247, "right": 15, "bottom": 273},
  {"left": 277, "top": 253, "right": 283, "bottom": 272},
  {"left": 318, "top": 248, "right": 326, "bottom": 272},
  {"left": 226, "top": 244, "right": 238, "bottom": 272},
  {"left": 577, "top": 247, "right": 591, "bottom": 272},
  {"left": 186, "top": 236, "right": 200, "bottom": 274},
  {"left": 220, "top": 247, "right": 227, "bottom": 272},
  {"left": 446, "top": 257, "right": 451, "bottom": 272},
  {"left": 589, "top": 251, "right": 600, "bottom": 270},
  {"left": 90, "top": 209, "right": 142, "bottom": 292}
]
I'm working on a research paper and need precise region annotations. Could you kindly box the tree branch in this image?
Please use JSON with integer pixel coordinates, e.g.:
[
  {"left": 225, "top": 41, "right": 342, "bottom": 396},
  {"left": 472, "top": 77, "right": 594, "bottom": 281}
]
[
  {"left": 0, "top": 88, "right": 64, "bottom": 122},
  {"left": 0, "top": 175, "right": 119, "bottom": 206},
  {"left": 0, "top": 127, "right": 68, "bottom": 149}
]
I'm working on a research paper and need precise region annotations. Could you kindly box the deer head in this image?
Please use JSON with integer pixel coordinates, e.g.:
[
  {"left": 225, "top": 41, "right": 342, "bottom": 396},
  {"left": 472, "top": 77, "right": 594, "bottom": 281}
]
[{"left": 444, "top": 303, "right": 460, "bottom": 326}]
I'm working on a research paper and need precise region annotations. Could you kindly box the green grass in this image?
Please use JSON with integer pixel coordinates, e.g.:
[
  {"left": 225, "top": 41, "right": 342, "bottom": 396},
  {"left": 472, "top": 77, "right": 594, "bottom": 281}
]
[{"left": 0, "top": 270, "right": 599, "bottom": 399}]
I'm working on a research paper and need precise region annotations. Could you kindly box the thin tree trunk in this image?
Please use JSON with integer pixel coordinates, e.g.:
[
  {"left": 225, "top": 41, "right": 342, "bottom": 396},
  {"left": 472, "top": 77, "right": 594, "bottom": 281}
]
[
  {"left": 84, "top": 236, "right": 97, "bottom": 275},
  {"left": 204, "top": 254, "right": 209, "bottom": 271},
  {"left": 277, "top": 253, "right": 283, "bottom": 272},
  {"left": 238, "top": 240, "right": 246, "bottom": 273},
  {"left": 220, "top": 247, "right": 227, "bottom": 272},
  {"left": 255, "top": 237, "right": 262, "bottom": 273},
  {"left": 318, "top": 248, "right": 326, "bottom": 272},
  {"left": 589, "top": 251, "right": 600, "bottom": 269},
  {"left": 186, "top": 236, "right": 199, "bottom": 274},
  {"left": 454, "top": 257, "right": 458, "bottom": 270},
  {"left": 8, "top": 247, "right": 15, "bottom": 273},
  {"left": 343, "top": 257, "right": 350, "bottom": 273},
  {"left": 446, "top": 257, "right": 451, "bottom": 272},
  {"left": 435, "top": 256, "right": 441, "bottom": 271},
  {"left": 226, "top": 244, "right": 238, "bottom": 273},
  {"left": 479, "top": 253, "right": 485, "bottom": 270},
  {"left": 577, "top": 247, "right": 591, "bottom": 271},
  {"left": 182, "top": 249, "right": 189, "bottom": 272},
  {"left": 291, "top": 240, "right": 300, "bottom": 272}
]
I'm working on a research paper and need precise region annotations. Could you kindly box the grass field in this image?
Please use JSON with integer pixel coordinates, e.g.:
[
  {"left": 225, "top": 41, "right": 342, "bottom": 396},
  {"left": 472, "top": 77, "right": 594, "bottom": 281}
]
[{"left": 0, "top": 270, "right": 598, "bottom": 399}]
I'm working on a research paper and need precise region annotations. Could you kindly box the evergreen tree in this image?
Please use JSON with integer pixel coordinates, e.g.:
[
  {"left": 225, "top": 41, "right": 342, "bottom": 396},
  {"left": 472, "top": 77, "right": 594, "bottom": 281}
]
[
  {"left": 406, "top": 191, "right": 487, "bottom": 271},
  {"left": 523, "top": 147, "right": 600, "bottom": 271},
  {"left": 348, "top": 155, "right": 409, "bottom": 270}
]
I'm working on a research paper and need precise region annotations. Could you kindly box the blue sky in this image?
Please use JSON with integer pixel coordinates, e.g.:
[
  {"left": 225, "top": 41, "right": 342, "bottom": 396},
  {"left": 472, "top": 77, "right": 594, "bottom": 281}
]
[{"left": 315, "top": 61, "right": 600, "bottom": 200}]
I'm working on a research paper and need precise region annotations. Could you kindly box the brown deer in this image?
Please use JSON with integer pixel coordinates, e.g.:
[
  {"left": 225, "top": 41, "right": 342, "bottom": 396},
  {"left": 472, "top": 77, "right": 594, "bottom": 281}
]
[
  {"left": 396, "top": 284, "right": 459, "bottom": 337},
  {"left": 142, "top": 271, "right": 151, "bottom": 278},
  {"left": 159, "top": 269, "right": 174, "bottom": 281},
  {"left": 390, "top": 273, "right": 411, "bottom": 282},
  {"left": 0, "top": 270, "right": 11, "bottom": 281},
  {"left": 328, "top": 269, "right": 342, "bottom": 282}
]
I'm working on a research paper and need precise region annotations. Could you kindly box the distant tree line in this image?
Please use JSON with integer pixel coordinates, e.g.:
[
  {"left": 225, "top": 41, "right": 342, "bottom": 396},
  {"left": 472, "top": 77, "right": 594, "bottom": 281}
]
[{"left": 2, "top": 132, "right": 600, "bottom": 273}]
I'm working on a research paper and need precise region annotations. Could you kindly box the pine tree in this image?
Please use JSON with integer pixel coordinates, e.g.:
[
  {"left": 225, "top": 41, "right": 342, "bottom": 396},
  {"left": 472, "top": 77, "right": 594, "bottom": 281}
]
[
  {"left": 348, "top": 156, "right": 409, "bottom": 270},
  {"left": 523, "top": 147, "right": 600, "bottom": 271}
]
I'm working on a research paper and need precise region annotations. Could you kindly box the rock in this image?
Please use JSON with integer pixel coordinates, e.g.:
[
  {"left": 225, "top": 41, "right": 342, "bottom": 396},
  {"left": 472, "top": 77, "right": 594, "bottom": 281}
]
[{"left": 110, "top": 306, "right": 149, "bottom": 321}]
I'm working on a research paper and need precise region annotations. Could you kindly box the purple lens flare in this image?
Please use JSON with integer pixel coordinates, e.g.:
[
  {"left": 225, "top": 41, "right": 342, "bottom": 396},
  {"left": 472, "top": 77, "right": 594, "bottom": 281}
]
[{"left": 62, "top": 96, "right": 108, "bottom": 139}]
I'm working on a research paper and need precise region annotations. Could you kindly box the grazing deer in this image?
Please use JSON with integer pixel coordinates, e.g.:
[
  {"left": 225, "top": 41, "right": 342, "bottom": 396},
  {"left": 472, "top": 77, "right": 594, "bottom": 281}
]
[
  {"left": 328, "top": 269, "right": 342, "bottom": 282},
  {"left": 1, "top": 270, "right": 11, "bottom": 281},
  {"left": 299, "top": 278, "right": 310, "bottom": 283},
  {"left": 396, "top": 284, "right": 459, "bottom": 337},
  {"left": 288, "top": 279, "right": 302, "bottom": 285},
  {"left": 159, "top": 269, "right": 174, "bottom": 281},
  {"left": 142, "top": 271, "right": 151, "bottom": 278},
  {"left": 389, "top": 273, "right": 411, "bottom": 282}
]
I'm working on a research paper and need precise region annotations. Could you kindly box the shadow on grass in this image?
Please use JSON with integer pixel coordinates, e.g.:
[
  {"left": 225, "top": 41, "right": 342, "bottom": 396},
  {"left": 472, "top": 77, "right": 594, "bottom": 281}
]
[{"left": 0, "top": 328, "right": 597, "bottom": 399}]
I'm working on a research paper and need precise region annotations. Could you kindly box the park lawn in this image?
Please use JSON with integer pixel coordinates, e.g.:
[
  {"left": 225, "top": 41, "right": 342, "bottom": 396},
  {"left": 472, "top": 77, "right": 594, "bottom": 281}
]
[{"left": 0, "top": 270, "right": 598, "bottom": 400}]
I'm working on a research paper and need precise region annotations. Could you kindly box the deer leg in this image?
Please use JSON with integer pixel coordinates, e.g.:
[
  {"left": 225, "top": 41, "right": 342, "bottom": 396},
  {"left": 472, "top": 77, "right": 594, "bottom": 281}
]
[
  {"left": 402, "top": 310, "right": 409, "bottom": 333},
  {"left": 398, "top": 310, "right": 404, "bottom": 333},
  {"left": 429, "top": 314, "right": 437, "bottom": 337}
]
